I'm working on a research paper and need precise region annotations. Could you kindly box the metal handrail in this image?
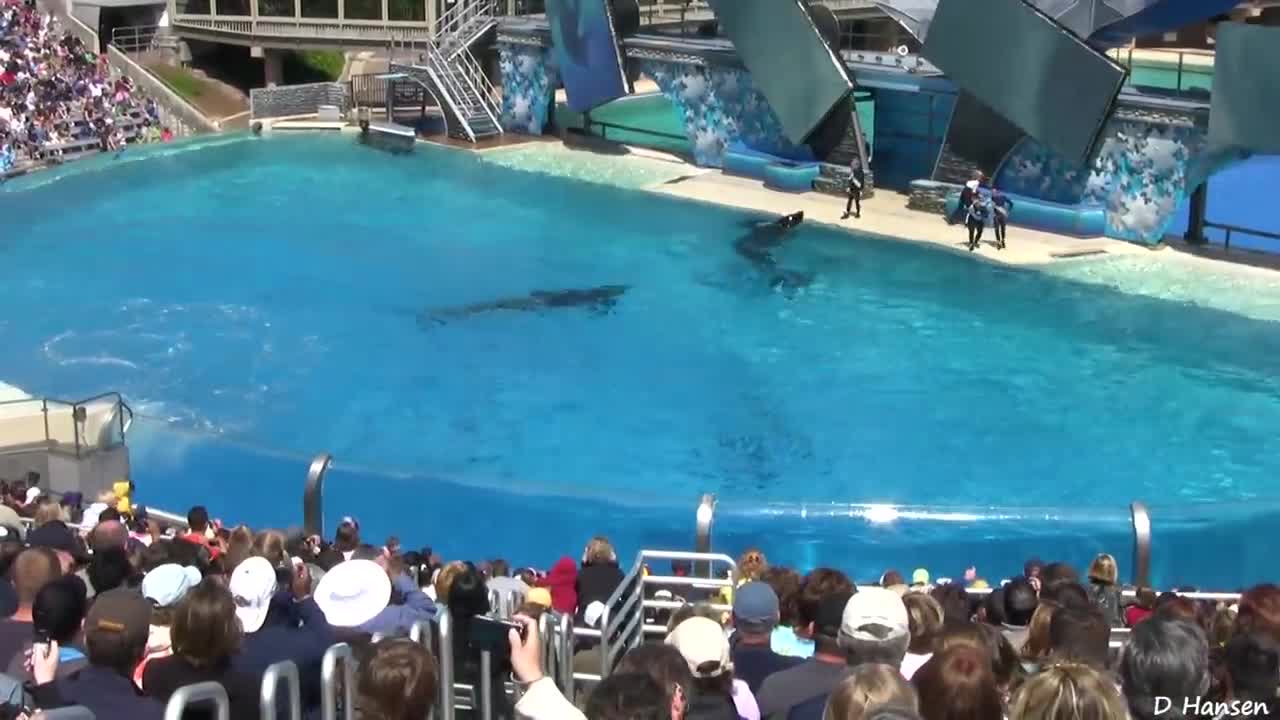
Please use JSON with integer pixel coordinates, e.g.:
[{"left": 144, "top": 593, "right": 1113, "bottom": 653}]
[
  {"left": 438, "top": 608, "right": 456, "bottom": 719},
  {"left": 1131, "top": 502, "right": 1151, "bottom": 588},
  {"left": 261, "top": 660, "right": 303, "bottom": 720},
  {"left": 423, "top": 62, "right": 477, "bottom": 142},
  {"left": 320, "top": 643, "right": 355, "bottom": 720},
  {"left": 437, "top": 0, "right": 493, "bottom": 41},
  {"left": 452, "top": 47, "right": 502, "bottom": 131},
  {"left": 303, "top": 453, "right": 333, "bottom": 538},
  {"left": 164, "top": 681, "right": 230, "bottom": 720}
]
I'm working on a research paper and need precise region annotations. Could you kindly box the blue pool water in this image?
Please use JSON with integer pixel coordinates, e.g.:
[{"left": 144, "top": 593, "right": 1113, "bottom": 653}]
[{"left": 5, "top": 133, "right": 1280, "bottom": 586}]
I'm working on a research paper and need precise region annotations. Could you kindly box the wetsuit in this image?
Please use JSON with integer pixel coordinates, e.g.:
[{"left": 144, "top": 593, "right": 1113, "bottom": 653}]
[
  {"left": 842, "top": 161, "right": 865, "bottom": 219},
  {"left": 966, "top": 198, "right": 989, "bottom": 251},
  {"left": 992, "top": 194, "right": 1013, "bottom": 249}
]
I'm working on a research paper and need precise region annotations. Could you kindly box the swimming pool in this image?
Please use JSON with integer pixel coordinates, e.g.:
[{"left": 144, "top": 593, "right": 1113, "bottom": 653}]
[{"left": 4, "top": 133, "right": 1280, "bottom": 586}]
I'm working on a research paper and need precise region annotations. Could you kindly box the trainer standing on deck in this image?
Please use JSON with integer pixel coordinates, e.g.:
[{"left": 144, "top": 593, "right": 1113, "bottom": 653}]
[
  {"left": 992, "top": 190, "right": 1013, "bottom": 250},
  {"left": 966, "top": 190, "right": 991, "bottom": 251},
  {"left": 841, "top": 156, "right": 865, "bottom": 220}
]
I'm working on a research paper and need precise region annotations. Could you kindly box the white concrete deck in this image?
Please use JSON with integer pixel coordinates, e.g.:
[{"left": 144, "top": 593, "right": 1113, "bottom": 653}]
[{"left": 647, "top": 171, "right": 1144, "bottom": 267}]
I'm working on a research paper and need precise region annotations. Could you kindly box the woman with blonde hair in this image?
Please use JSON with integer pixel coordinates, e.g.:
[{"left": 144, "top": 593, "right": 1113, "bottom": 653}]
[
  {"left": 1009, "top": 662, "right": 1127, "bottom": 720},
  {"left": 1087, "top": 554, "right": 1123, "bottom": 627},
  {"left": 902, "top": 593, "right": 945, "bottom": 679},
  {"left": 825, "top": 663, "right": 919, "bottom": 720},
  {"left": 577, "top": 536, "right": 623, "bottom": 630},
  {"left": 1020, "top": 604, "right": 1057, "bottom": 674}
]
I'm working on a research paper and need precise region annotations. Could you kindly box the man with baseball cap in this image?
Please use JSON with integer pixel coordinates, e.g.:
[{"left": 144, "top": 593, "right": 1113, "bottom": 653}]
[
  {"left": 30, "top": 587, "right": 163, "bottom": 720},
  {"left": 731, "top": 581, "right": 800, "bottom": 693},
  {"left": 837, "top": 586, "right": 911, "bottom": 668},
  {"left": 756, "top": 591, "right": 855, "bottom": 719},
  {"left": 229, "top": 556, "right": 332, "bottom": 717},
  {"left": 666, "top": 616, "right": 744, "bottom": 719}
]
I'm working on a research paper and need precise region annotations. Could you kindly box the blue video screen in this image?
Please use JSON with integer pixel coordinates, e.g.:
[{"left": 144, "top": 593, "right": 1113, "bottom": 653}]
[{"left": 546, "top": 0, "right": 630, "bottom": 113}]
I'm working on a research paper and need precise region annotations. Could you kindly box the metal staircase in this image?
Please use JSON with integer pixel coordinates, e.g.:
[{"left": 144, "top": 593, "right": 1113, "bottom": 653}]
[{"left": 391, "top": 0, "right": 502, "bottom": 143}]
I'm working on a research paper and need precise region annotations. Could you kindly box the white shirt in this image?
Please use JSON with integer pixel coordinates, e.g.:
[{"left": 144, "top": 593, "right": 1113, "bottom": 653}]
[{"left": 901, "top": 652, "right": 932, "bottom": 679}]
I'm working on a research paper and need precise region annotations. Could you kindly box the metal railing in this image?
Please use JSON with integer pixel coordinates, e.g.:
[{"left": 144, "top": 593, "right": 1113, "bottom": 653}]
[
  {"left": 0, "top": 391, "right": 132, "bottom": 458},
  {"left": 302, "top": 453, "right": 333, "bottom": 538},
  {"left": 164, "top": 681, "right": 230, "bottom": 720},
  {"left": 261, "top": 660, "right": 303, "bottom": 720},
  {"left": 449, "top": 44, "right": 501, "bottom": 129},
  {"left": 1201, "top": 220, "right": 1280, "bottom": 253},
  {"left": 110, "top": 24, "right": 172, "bottom": 55},
  {"left": 320, "top": 643, "right": 356, "bottom": 720},
  {"left": 436, "top": 0, "right": 495, "bottom": 49}
]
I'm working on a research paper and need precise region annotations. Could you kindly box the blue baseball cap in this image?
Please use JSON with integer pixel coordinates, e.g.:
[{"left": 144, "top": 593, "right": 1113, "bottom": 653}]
[{"left": 733, "top": 581, "right": 779, "bottom": 630}]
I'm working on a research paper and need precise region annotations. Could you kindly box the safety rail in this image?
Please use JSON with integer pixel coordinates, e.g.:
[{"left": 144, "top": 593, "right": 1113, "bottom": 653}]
[
  {"left": 261, "top": 660, "right": 303, "bottom": 720},
  {"left": 419, "top": 43, "right": 490, "bottom": 141},
  {"left": 436, "top": 0, "right": 496, "bottom": 50},
  {"left": 110, "top": 24, "right": 173, "bottom": 55},
  {"left": 0, "top": 391, "right": 132, "bottom": 458},
  {"left": 165, "top": 681, "right": 230, "bottom": 720},
  {"left": 1200, "top": 220, "right": 1280, "bottom": 253},
  {"left": 449, "top": 43, "right": 502, "bottom": 131},
  {"left": 320, "top": 643, "right": 355, "bottom": 720}
]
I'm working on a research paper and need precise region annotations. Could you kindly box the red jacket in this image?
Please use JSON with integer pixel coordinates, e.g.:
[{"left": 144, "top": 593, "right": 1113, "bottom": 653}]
[{"left": 538, "top": 557, "right": 578, "bottom": 614}]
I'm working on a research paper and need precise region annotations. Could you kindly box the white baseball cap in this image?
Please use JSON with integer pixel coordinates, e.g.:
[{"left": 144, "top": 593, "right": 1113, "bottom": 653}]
[
  {"left": 230, "top": 557, "right": 278, "bottom": 633},
  {"left": 142, "top": 564, "right": 202, "bottom": 608},
  {"left": 314, "top": 560, "right": 391, "bottom": 629},
  {"left": 666, "top": 617, "right": 732, "bottom": 678},
  {"left": 840, "top": 587, "right": 909, "bottom": 642}
]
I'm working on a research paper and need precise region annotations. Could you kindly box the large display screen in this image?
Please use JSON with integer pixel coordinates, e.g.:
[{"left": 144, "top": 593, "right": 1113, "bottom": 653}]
[
  {"left": 923, "top": 0, "right": 1126, "bottom": 164},
  {"left": 546, "top": 0, "right": 629, "bottom": 113},
  {"left": 707, "top": 0, "right": 853, "bottom": 144},
  {"left": 1209, "top": 23, "right": 1280, "bottom": 154}
]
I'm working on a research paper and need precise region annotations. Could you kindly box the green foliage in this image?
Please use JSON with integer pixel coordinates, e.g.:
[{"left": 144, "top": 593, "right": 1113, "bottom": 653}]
[{"left": 152, "top": 65, "right": 205, "bottom": 100}]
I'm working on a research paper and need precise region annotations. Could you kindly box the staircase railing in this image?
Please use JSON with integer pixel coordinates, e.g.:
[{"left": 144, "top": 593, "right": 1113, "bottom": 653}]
[
  {"left": 422, "top": 61, "right": 478, "bottom": 142},
  {"left": 436, "top": 0, "right": 496, "bottom": 46},
  {"left": 451, "top": 44, "right": 502, "bottom": 131}
]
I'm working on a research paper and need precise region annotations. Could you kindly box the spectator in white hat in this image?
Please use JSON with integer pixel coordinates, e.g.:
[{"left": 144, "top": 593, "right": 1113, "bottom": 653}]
[
  {"left": 229, "top": 556, "right": 333, "bottom": 716},
  {"left": 315, "top": 557, "right": 435, "bottom": 637},
  {"left": 839, "top": 587, "right": 911, "bottom": 668},
  {"left": 134, "top": 563, "right": 201, "bottom": 687},
  {"left": 667, "top": 616, "right": 759, "bottom": 720}
]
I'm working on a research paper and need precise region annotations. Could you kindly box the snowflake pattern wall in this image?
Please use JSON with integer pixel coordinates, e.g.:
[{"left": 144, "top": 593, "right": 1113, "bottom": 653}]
[
  {"left": 498, "top": 43, "right": 560, "bottom": 135},
  {"left": 996, "top": 117, "right": 1244, "bottom": 244}
]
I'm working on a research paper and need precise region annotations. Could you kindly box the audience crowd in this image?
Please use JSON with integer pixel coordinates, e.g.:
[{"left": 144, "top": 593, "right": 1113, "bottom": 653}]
[
  {"left": 0, "top": 476, "right": 1272, "bottom": 720},
  {"left": 0, "top": 0, "right": 170, "bottom": 175}
]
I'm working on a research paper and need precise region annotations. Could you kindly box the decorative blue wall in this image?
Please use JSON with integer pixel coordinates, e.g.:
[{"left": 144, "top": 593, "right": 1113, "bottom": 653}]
[
  {"left": 636, "top": 60, "right": 812, "bottom": 168},
  {"left": 498, "top": 43, "right": 560, "bottom": 135},
  {"left": 872, "top": 87, "right": 956, "bottom": 191},
  {"left": 996, "top": 115, "right": 1245, "bottom": 244}
]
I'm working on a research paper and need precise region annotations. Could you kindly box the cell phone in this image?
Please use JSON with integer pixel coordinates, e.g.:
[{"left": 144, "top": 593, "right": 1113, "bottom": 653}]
[
  {"left": 32, "top": 628, "right": 50, "bottom": 659},
  {"left": 469, "top": 615, "right": 524, "bottom": 657}
]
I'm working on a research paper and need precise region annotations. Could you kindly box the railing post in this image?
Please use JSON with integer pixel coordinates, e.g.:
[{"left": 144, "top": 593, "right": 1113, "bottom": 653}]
[
  {"left": 694, "top": 493, "right": 715, "bottom": 579},
  {"left": 321, "top": 643, "right": 355, "bottom": 720},
  {"left": 261, "top": 660, "right": 303, "bottom": 720},
  {"left": 1177, "top": 53, "right": 1184, "bottom": 92},
  {"left": 304, "top": 453, "right": 333, "bottom": 539},
  {"left": 165, "top": 681, "right": 231, "bottom": 720},
  {"left": 437, "top": 607, "right": 455, "bottom": 720},
  {"left": 1130, "top": 502, "right": 1151, "bottom": 588},
  {"left": 480, "top": 650, "right": 494, "bottom": 720}
]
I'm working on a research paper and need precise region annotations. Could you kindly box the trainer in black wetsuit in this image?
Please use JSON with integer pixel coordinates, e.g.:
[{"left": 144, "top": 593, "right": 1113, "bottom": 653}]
[
  {"left": 992, "top": 190, "right": 1013, "bottom": 250},
  {"left": 841, "top": 157, "right": 865, "bottom": 220},
  {"left": 966, "top": 194, "right": 990, "bottom": 251}
]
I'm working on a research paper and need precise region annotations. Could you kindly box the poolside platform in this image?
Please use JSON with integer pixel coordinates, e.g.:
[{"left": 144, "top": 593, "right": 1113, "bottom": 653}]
[{"left": 648, "top": 171, "right": 1144, "bottom": 267}]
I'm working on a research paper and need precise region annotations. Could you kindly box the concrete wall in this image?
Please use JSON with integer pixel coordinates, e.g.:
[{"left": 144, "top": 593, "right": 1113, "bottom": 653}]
[{"left": 250, "top": 82, "right": 350, "bottom": 119}]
